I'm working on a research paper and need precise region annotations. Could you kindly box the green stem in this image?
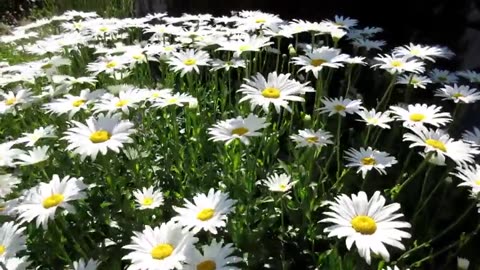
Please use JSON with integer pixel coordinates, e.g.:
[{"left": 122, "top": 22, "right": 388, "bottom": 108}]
[
  {"left": 376, "top": 74, "right": 398, "bottom": 111},
  {"left": 335, "top": 115, "right": 343, "bottom": 179},
  {"left": 393, "top": 153, "right": 432, "bottom": 199}
]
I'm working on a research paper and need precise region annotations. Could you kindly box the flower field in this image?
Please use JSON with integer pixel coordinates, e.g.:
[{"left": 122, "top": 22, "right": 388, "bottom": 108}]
[{"left": 0, "top": 10, "right": 479, "bottom": 270}]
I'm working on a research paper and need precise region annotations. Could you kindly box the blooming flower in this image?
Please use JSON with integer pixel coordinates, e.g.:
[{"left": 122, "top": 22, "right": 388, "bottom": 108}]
[
  {"left": 208, "top": 114, "right": 269, "bottom": 145},
  {"left": 344, "top": 147, "right": 397, "bottom": 178}
]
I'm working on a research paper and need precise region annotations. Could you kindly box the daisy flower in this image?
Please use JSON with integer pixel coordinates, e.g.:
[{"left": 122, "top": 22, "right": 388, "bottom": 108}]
[
  {"left": 172, "top": 188, "right": 236, "bottom": 234},
  {"left": 457, "top": 70, "right": 480, "bottom": 83},
  {"left": 321, "top": 191, "right": 411, "bottom": 264},
  {"left": 87, "top": 55, "right": 127, "bottom": 76},
  {"left": 237, "top": 72, "right": 306, "bottom": 113},
  {"left": 94, "top": 89, "right": 144, "bottom": 115},
  {"left": 72, "top": 258, "right": 100, "bottom": 270},
  {"left": 388, "top": 104, "right": 451, "bottom": 128},
  {"left": 151, "top": 92, "right": 196, "bottom": 108},
  {"left": 344, "top": 56, "right": 367, "bottom": 65},
  {"left": 123, "top": 223, "right": 198, "bottom": 270},
  {"left": 0, "top": 89, "right": 35, "bottom": 114},
  {"left": 14, "top": 174, "right": 87, "bottom": 229},
  {"left": 43, "top": 89, "right": 105, "bottom": 118},
  {"left": 210, "top": 58, "right": 246, "bottom": 72},
  {"left": 372, "top": 54, "right": 425, "bottom": 74},
  {"left": 393, "top": 43, "right": 447, "bottom": 62},
  {"left": 62, "top": 114, "right": 136, "bottom": 160},
  {"left": 132, "top": 186, "right": 164, "bottom": 210},
  {"left": 428, "top": 69, "right": 458, "bottom": 84},
  {"left": 0, "top": 174, "right": 21, "bottom": 198},
  {"left": 216, "top": 35, "right": 273, "bottom": 57},
  {"left": 329, "top": 15, "right": 358, "bottom": 28},
  {"left": 291, "top": 46, "right": 349, "bottom": 79},
  {"left": 290, "top": 128, "right": 333, "bottom": 148},
  {"left": 344, "top": 147, "right": 397, "bottom": 178},
  {"left": 236, "top": 11, "right": 283, "bottom": 31},
  {"left": 2, "top": 256, "right": 30, "bottom": 270},
  {"left": 351, "top": 39, "right": 386, "bottom": 51},
  {"left": 168, "top": 49, "right": 210, "bottom": 77},
  {"left": 15, "top": 125, "right": 56, "bottom": 147},
  {"left": 0, "top": 142, "right": 25, "bottom": 167},
  {"left": 396, "top": 74, "right": 432, "bottom": 89},
  {"left": 0, "top": 221, "right": 26, "bottom": 260},
  {"left": 208, "top": 114, "right": 269, "bottom": 145},
  {"left": 451, "top": 164, "right": 480, "bottom": 195},
  {"left": 462, "top": 127, "right": 480, "bottom": 146},
  {"left": 356, "top": 109, "right": 393, "bottom": 129},
  {"left": 15, "top": 146, "right": 50, "bottom": 166},
  {"left": 318, "top": 97, "right": 362, "bottom": 117},
  {"left": 435, "top": 84, "right": 480, "bottom": 103},
  {"left": 260, "top": 173, "right": 298, "bottom": 193},
  {"left": 403, "top": 126, "right": 478, "bottom": 165},
  {"left": 184, "top": 240, "right": 242, "bottom": 270}
]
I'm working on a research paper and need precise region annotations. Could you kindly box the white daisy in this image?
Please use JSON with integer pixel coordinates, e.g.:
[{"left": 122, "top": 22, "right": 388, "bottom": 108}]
[
  {"left": 72, "top": 258, "right": 100, "bottom": 270},
  {"left": 462, "top": 127, "right": 480, "bottom": 146},
  {"left": 290, "top": 128, "right": 333, "bottom": 148},
  {"left": 318, "top": 97, "right": 362, "bottom": 117},
  {"left": 321, "top": 191, "right": 411, "bottom": 264},
  {"left": 351, "top": 39, "right": 386, "bottom": 51},
  {"left": 15, "top": 146, "right": 50, "bottom": 166},
  {"left": 457, "top": 70, "right": 480, "bottom": 83},
  {"left": 393, "top": 43, "right": 447, "bottom": 62},
  {"left": 14, "top": 174, "right": 87, "bottom": 229},
  {"left": 210, "top": 58, "right": 246, "bottom": 72},
  {"left": 291, "top": 46, "right": 349, "bottom": 79},
  {"left": 452, "top": 164, "right": 480, "bottom": 195},
  {"left": 0, "top": 174, "right": 21, "bottom": 198},
  {"left": 172, "top": 188, "right": 236, "bottom": 234},
  {"left": 236, "top": 11, "right": 283, "bottom": 31},
  {"left": 396, "top": 74, "right": 432, "bottom": 89},
  {"left": 168, "top": 49, "right": 210, "bottom": 77},
  {"left": 151, "top": 92, "right": 196, "bottom": 108},
  {"left": 0, "top": 142, "right": 25, "bottom": 167},
  {"left": 403, "top": 126, "right": 478, "bottom": 165},
  {"left": 2, "top": 256, "right": 30, "bottom": 270},
  {"left": 44, "top": 89, "right": 105, "bottom": 118},
  {"left": 0, "top": 221, "right": 26, "bottom": 260},
  {"left": 132, "top": 186, "right": 164, "bottom": 210},
  {"left": 344, "top": 147, "right": 397, "bottom": 178},
  {"left": 184, "top": 240, "right": 242, "bottom": 270},
  {"left": 388, "top": 104, "right": 451, "bottom": 128},
  {"left": 237, "top": 72, "right": 307, "bottom": 113},
  {"left": 356, "top": 109, "right": 394, "bottom": 129},
  {"left": 260, "top": 173, "right": 297, "bottom": 193},
  {"left": 428, "top": 69, "right": 458, "bottom": 84},
  {"left": 123, "top": 222, "right": 198, "bottom": 270},
  {"left": 87, "top": 55, "right": 128, "bottom": 76},
  {"left": 216, "top": 35, "right": 273, "bottom": 57},
  {"left": 94, "top": 89, "right": 144, "bottom": 115},
  {"left": 372, "top": 54, "right": 425, "bottom": 74},
  {"left": 62, "top": 114, "right": 136, "bottom": 160},
  {"left": 0, "top": 89, "right": 35, "bottom": 114},
  {"left": 435, "top": 84, "right": 480, "bottom": 103},
  {"left": 15, "top": 125, "right": 56, "bottom": 147},
  {"left": 208, "top": 114, "right": 269, "bottom": 145}
]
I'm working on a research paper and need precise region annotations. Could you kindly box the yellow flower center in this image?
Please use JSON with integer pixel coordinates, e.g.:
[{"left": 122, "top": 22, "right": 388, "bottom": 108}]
[
  {"left": 279, "top": 184, "right": 287, "bottom": 190},
  {"left": 334, "top": 104, "right": 346, "bottom": 111},
  {"left": 453, "top": 93, "right": 464, "bottom": 98},
  {"left": 367, "top": 118, "right": 379, "bottom": 124},
  {"left": 151, "top": 244, "right": 174, "bottom": 260},
  {"left": 41, "top": 63, "right": 53, "bottom": 69},
  {"left": 99, "top": 26, "right": 109, "bottom": 32},
  {"left": 0, "top": 245, "right": 5, "bottom": 255},
  {"left": 306, "top": 136, "right": 319, "bottom": 143},
  {"left": 106, "top": 61, "right": 117, "bottom": 69},
  {"left": 197, "top": 260, "right": 216, "bottom": 270},
  {"left": 425, "top": 139, "right": 447, "bottom": 152},
  {"left": 239, "top": 44, "right": 251, "bottom": 52},
  {"left": 311, "top": 59, "right": 327, "bottom": 67},
  {"left": 72, "top": 99, "right": 86, "bottom": 107},
  {"left": 5, "top": 98, "right": 16, "bottom": 106},
  {"left": 132, "top": 54, "right": 144, "bottom": 60},
  {"left": 115, "top": 99, "right": 128, "bottom": 107},
  {"left": 255, "top": 18, "right": 266, "bottom": 23},
  {"left": 261, "top": 87, "right": 281, "bottom": 99},
  {"left": 351, "top": 215, "right": 377, "bottom": 235},
  {"left": 42, "top": 194, "right": 65, "bottom": 209},
  {"left": 410, "top": 48, "right": 420, "bottom": 55},
  {"left": 475, "top": 180, "right": 480, "bottom": 186},
  {"left": 391, "top": 60, "right": 404, "bottom": 67},
  {"left": 231, "top": 127, "right": 249, "bottom": 136},
  {"left": 409, "top": 113, "right": 425, "bottom": 122},
  {"left": 438, "top": 76, "right": 447, "bottom": 82},
  {"left": 361, "top": 157, "right": 376, "bottom": 165},
  {"left": 197, "top": 208, "right": 215, "bottom": 221},
  {"left": 183, "top": 58, "right": 197, "bottom": 66},
  {"left": 142, "top": 197, "right": 153, "bottom": 206},
  {"left": 89, "top": 130, "right": 112, "bottom": 143}
]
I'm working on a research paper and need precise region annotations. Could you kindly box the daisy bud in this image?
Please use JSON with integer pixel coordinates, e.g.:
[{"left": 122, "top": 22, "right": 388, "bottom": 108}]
[
  {"left": 457, "top": 257, "right": 470, "bottom": 270},
  {"left": 288, "top": 44, "right": 297, "bottom": 56},
  {"left": 303, "top": 114, "right": 311, "bottom": 122}
]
